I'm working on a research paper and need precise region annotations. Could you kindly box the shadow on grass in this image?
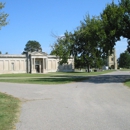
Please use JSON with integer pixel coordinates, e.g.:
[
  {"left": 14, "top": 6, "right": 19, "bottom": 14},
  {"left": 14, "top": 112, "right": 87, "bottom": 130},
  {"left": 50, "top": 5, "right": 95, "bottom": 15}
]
[{"left": 0, "top": 77, "right": 88, "bottom": 84}]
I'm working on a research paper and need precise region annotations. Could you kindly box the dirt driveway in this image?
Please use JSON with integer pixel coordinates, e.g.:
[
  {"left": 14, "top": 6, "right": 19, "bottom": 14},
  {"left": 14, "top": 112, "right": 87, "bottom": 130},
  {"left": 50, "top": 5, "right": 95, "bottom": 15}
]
[{"left": 0, "top": 71, "right": 130, "bottom": 130}]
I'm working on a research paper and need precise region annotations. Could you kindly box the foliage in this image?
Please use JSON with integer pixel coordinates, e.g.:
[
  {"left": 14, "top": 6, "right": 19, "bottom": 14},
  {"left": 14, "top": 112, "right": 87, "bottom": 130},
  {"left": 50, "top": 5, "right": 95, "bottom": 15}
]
[
  {"left": 50, "top": 32, "right": 73, "bottom": 64},
  {"left": 0, "top": 2, "right": 8, "bottom": 29},
  {"left": 0, "top": 51, "right": 2, "bottom": 54},
  {"left": 118, "top": 50, "right": 130, "bottom": 68},
  {"left": 72, "top": 15, "right": 107, "bottom": 72},
  {"left": 50, "top": 0, "right": 130, "bottom": 72},
  {"left": 100, "top": 1, "right": 124, "bottom": 53},
  {"left": 119, "top": 0, "right": 130, "bottom": 39},
  {"left": 24, "top": 40, "right": 42, "bottom": 52}
]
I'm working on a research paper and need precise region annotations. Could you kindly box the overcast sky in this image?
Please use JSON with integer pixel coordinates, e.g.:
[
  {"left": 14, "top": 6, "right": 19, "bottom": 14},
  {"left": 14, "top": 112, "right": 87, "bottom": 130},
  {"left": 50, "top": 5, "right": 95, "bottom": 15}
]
[{"left": 0, "top": 0, "right": 127, "bottom": 58}]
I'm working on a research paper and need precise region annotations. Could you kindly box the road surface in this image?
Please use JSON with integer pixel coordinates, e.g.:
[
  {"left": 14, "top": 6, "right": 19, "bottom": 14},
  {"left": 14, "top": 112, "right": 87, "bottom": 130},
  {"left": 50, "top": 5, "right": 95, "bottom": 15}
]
[{"left": 0, "top": 71, "right": 130, "bottom": 130}]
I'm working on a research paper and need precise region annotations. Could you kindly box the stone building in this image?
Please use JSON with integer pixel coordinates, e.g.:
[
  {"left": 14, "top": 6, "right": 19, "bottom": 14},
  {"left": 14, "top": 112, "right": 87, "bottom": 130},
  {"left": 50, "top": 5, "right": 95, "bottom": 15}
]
[
  {"left": 0, "top": 52, "right": 74, "bottom": 74},
  {"left": 107, "top": 48, "right": 117, "bottom": 69}
]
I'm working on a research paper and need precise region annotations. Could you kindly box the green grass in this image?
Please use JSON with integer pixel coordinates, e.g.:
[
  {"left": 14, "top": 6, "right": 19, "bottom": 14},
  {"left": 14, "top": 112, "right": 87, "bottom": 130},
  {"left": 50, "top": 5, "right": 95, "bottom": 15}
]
[
  {"left": 0, "top": 92, "right": 21, "bottom": 130},
  {"left": 0, "top": 70, "right": 115, "bottom": 77},
  {"left": 124, "top": 79, "right": 130, "bottom": 88},
  {"left": 0, "top": 77, "right": 88, "bottom": 84},
  {"left": 0, "top": 70, "right": 115, "bottom": 84},
  {"left": 119, "top": 69, "right": 130, "bottom": 71}
]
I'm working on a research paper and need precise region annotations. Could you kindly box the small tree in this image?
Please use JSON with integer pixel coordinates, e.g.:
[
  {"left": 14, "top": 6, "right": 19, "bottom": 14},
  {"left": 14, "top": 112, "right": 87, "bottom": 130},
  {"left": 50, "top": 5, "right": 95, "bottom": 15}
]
[
  {"left": 24, "top": 40, "right": 42, "bottom": 52},
  {"left": 50, "top": 32, "right": 73, "bottom": 65},
  {"left": 0, "top": 51, "right": 2, "bottom": 54}
]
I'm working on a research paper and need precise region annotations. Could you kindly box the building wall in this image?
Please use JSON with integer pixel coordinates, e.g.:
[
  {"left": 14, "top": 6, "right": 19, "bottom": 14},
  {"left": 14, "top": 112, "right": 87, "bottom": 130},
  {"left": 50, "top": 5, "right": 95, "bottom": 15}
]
[
  {"left": 0, "top": 53, "right": 75, "bottom": 74},
  {"left": 0, "top": 56, "right": 26, "bottom": 74},
  {"left": 108, "top": 49, "right": 117, "bottom": 69},
  {"left": 47, "top": 58, "right": 74, "bottom": 72}
]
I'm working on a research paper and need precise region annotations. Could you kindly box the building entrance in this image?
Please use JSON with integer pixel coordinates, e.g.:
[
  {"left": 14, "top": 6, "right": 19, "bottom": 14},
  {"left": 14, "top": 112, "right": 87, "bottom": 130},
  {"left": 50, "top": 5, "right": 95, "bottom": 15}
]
[{"left": 35, "top": 65, "right": 39, "bottom": 73}]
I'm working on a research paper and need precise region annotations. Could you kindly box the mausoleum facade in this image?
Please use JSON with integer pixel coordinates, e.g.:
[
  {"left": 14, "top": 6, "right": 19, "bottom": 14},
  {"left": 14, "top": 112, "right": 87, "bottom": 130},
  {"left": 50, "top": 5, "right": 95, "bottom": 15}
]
[
  {"left": 107, "top": 49, "right": 117, "bottom": 69},
  {"left": 0, "top": 52, "right": 74, "bottom": 74}
]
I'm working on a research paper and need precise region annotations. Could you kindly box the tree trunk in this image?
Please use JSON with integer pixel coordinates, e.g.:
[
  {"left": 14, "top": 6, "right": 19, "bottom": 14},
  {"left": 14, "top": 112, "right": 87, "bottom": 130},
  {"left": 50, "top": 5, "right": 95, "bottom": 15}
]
[{"left": 87, "top": 64, "right": 90, "bottom": 73}]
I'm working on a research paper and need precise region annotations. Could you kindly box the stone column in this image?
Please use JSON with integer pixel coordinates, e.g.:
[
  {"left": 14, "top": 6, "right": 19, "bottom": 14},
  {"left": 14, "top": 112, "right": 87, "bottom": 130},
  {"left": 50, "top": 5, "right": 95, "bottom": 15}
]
[
  {"left": 8, "top": 60, "right": 10, "bottom": 71},
  {"left": 3, "top": 60, "right": 5, "bottom": 70},
  {"left": 42, "top": 58, "right": 44, "bottom": 73},
  {"left": 45, "top": 59, "right": 47, "bottom": 70},
  {"left": 31, "top": 58, "right": 33, "bottom": 73},
  {"left": 33, "top": 58, "right": 35, "bottom": 71},
  {"left": 46, "top": 58, "right": 48, "bottom": 71},
  {"left": 14, "top": 60, "right": 16, "bottom": 71},
  {"left": 44, "top": 58, "right": 47, "bottom": 72},
  {"left": 39, "top": 64, "right": 41, "bottom": 73}
]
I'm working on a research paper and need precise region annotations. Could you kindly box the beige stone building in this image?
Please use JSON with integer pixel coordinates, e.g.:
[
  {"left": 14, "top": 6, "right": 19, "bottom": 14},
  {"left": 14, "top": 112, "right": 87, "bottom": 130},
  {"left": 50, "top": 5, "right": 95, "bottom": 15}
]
[
  {"left": 107, "top": 48, "right": 117, "bottom": 69},
  {"left": 0, "top": 52, "right": 74, "bottom": 74}
]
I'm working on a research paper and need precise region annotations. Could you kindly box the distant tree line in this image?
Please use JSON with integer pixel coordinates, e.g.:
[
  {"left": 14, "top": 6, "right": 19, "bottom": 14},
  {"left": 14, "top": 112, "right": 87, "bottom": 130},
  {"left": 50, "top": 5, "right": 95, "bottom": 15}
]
[{"left": 50, "top": 0, "right": 130, "bottom": 72}]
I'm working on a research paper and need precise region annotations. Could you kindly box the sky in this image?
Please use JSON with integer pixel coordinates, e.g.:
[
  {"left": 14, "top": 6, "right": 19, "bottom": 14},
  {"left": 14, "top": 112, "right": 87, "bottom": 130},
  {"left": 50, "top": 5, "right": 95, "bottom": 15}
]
[{"left": 0, "top": 0, "right": 128, "bottom": 58}]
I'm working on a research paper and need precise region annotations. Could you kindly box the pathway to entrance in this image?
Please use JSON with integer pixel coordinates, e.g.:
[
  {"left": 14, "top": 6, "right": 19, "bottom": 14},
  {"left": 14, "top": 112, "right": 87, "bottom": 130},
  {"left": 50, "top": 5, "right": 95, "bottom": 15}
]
[{"left": 0, "top": 71, "right": 130, "bottom": 130}]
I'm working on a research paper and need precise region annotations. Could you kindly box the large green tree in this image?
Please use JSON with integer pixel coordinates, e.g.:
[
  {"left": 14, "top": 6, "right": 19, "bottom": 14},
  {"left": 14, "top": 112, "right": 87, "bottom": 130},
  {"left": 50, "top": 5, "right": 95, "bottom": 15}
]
[
  {"left": 118, "top": 50, "right": 130, "bottom": 68},
  {"left": 100, "top": 1, "right": 124, "bottom": 53},
  {"left": 101, "top": 0, "right": 130, "bottom": 53},
  {"left": 72, "top": 15, "right": 107, "bottom": 72},
  {"left": 50, "top": 0, "right": 130, "bottom": 71},
  {"left": 0, "top": 2, "right": 8, "bottom": 29},
  {"left": 119, "top": 0, "right": 130, "bottom": 52},
  {"left": 119, "top": 0, "right": 130, "bottom": 39},
  {"left": 24, "top": 40, "right": 42, "bottom": 52}
]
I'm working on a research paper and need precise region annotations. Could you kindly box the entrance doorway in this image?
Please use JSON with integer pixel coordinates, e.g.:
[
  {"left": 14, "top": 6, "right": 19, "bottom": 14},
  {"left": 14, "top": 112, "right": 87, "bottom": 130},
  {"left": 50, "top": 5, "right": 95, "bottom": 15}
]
[
  {"left": 111, "top": 65, "right": 114, "bottom": 69},
  {"left": 35, "top": 65, "right": 39, "bottom": 73}
]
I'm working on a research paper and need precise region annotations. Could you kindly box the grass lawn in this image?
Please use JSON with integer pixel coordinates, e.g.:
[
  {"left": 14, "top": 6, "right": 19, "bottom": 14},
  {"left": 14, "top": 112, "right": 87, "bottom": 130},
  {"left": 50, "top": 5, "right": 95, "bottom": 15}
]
[
  {"left": 0, "top": 77, "right": 88, "bottom": 84},
  {"left": 124, "top": 79, "right": 130, "bottom": 88},
  {"left": 119, "top": 69, "right": 130, "bottom": 71},
  {"left": 0, "top": 70, "right": 115, "bottom": 77},
  {"left": 0, "top": 92, "right": 21, "bottom": 130},
  {"left": 0, "top": 70, "right": 115, "bottom": 84}
]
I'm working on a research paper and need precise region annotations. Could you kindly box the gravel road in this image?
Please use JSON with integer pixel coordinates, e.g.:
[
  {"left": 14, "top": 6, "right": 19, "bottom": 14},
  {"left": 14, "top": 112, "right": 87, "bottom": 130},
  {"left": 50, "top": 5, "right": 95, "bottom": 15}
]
[{"left": 0, "top": 71, "right": 130, "bottom": 130}]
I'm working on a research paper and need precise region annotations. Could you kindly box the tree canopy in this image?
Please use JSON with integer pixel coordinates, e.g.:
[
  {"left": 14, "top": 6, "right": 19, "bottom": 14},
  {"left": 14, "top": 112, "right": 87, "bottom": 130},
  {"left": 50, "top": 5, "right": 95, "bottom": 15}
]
[
  {"left": 0, "top": 2, "right": 8, "bottom": 29},
  {"left": 50, "top": 0, "right": 130, "bottom": 71},
  {"left": 118, "top": 50, "right": 130, "bottom": 68},
  {"left": 24, "top": 40, "right": 42, "bottom": 52},
  {"left": 50, "top": 32, "right": 73, "bottom": 64}
]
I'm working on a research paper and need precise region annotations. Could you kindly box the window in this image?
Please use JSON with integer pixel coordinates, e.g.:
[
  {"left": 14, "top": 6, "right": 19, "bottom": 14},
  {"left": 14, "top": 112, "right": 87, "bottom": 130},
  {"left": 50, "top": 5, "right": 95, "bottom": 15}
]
[
  {"left": 111, "top": 58, "right": 113, "bottom": 61},
  {"left": 12, "top": 63, "right": 14, "bottom": 70},
  {"left": 35, "top": 61, "right": 39, "bottom": 65}
]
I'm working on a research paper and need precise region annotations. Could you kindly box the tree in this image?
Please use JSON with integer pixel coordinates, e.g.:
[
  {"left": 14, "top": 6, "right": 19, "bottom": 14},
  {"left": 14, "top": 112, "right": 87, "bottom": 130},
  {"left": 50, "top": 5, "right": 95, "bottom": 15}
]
[
  {"left": 50, "top": 32, "right": 73, "bottom": 64},
  {"left": 100, "top": 1, "right": 124, "bottom": 53},
  {"left": 50, "top": 0, "right": 130, "bottom": 71},
  {"left": 0, "top": 2, "right": 8, "bottom": 29},
  {"left": 119, "top": 0, "right": 130, "bottom": 52},
  {"left": 5, "top": 52, "right": 8, "bottom": 54},
  {"left": 118, "top": 50, "right": 130, "bottom": 68},
  {"left": 101, "top": 0, "right": 130, "bottom": 53},
  {"left": 71, "top": 15, "right": 106, "bottom": 72},
  {"left": 0, "top": 51, "right": 2, "bottom": 54},
  {"left": 119, "top": 0, "right": 130, "bottom": 39},
  {"left": 24, "top": 40, "right": 42, "bottom": 52}
]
